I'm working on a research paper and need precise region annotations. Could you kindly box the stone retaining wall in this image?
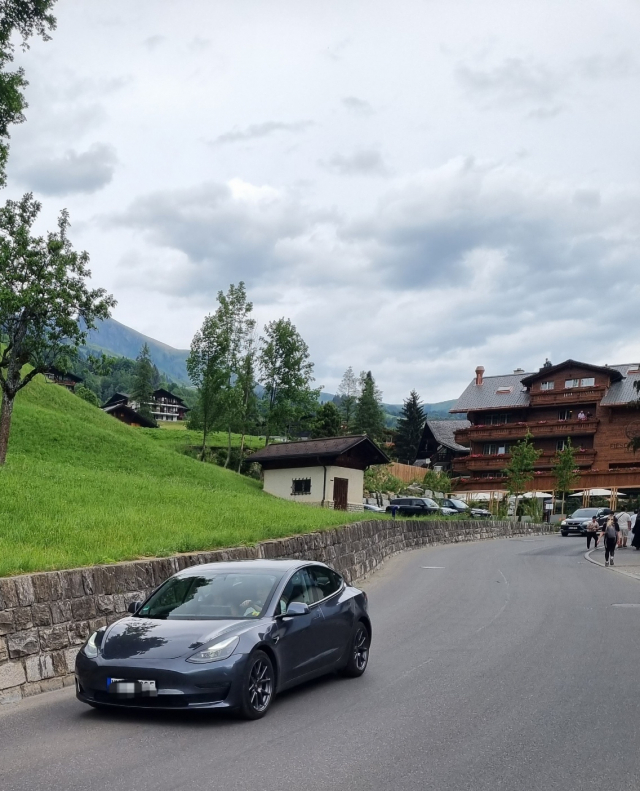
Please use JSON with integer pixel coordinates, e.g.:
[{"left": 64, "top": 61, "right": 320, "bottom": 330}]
[{"left": 0, "top": 519, "right": 551, "bottom": 703}]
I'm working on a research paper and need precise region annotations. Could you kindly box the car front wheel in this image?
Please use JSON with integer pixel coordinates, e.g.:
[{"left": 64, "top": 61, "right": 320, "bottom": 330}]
[
  {"left": 238, "top": 650, "right": 275, "bottom": 720},
  {"left": 340, "top": 622, "right": 370, "bottom": 678},
  {"left": 561, "top": 531, "right": 568, "bottom": 537}
]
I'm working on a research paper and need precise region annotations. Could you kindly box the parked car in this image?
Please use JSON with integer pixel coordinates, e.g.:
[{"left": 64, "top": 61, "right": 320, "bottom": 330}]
[
  {"left": 440, "top": 498, "right": 492, "bottom": 519},
  {"left": 75, "top": 560, "right": 371, "bottom": 720},
  {"left": 386, "top": 497, "right": 440, "bottom": 517},
  {"left": 363, "top": 503, "right": 386, "bottom": 513},
  {"left": 440, "top": 506, "right": 459, "bottom": 516},
  {"left": 560, "top": 507, "right": 613, "bottom": 537}
]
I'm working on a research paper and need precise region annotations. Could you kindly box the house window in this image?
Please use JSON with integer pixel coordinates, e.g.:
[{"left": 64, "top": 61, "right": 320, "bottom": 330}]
[
  {"left": 292, "top": 478, "right": 311, "bottom": 496},
  {"left": 565, "top": 379, "right": 580, "bottom": 389},
  {"left": 556, "top": 439, "right": 568, "bottom": 451},
  {"left": 486, "top": 413, "right": 509, "bottom": 425},
  {"left": 580, "top": 377, "right": 595, "bottom": 387},
  {"left": 558, "top": 409, "right": 572, "bottom": 421},
  {"left": 541, "top": 381, "right": 554, "bottom": 390},
  {"left": 496, "top": 386, "right": 513, "bottom": 394},
  {"left": 483, "top": 443, "right": 509, "bottom": 455}
]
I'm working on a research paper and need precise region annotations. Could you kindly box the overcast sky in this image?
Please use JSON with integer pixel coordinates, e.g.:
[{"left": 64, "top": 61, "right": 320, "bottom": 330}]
[{"left": 7, "top": 0, "right": 640, "bottom": 402}]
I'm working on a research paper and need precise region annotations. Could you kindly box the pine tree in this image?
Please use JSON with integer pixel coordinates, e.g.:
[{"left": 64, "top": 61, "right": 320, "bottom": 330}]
[
  {"left": 132, "top": 343, "right": 157, "bottom": 424},
  {"left": 311, "top": 402, "right": 342, "bottom": 438},
  {"left": 336, "top": 366, "right": 359, "bottom": 432},
  {"left": 353, "top": 371, "right": 386, "bottom": 442},
  {"left": 394, "top": 390, "right": 425, "bottom": 463}
]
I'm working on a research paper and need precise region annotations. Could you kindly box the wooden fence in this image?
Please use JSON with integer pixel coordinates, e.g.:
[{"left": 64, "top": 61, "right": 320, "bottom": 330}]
[{"left": 387, "top": 462, "right": 425, "bottom": 484}]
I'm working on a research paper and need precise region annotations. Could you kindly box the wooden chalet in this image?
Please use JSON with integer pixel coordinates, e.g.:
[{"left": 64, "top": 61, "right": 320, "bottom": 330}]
[
  {"left": 250, "top": 435, "right": 390, "bottom": 511},
  {"left": 450, "top": 360, "right": 640, "bottom": 494},
  {"left": 102, "top": 402, "right": 157, "bottom": 429},
  {"left": 44, "top": 367, "right": 83, "bottom": 392},
  {"left": 101, "top": 389, "right": 189, "bottom": 423},
  {"left": 415, "top": 418, "right": 470, "bottom": 471}
]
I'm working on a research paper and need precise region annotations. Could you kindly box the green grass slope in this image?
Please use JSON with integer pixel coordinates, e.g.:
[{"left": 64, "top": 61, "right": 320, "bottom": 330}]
[{"left": 0, "top": 377, "right": 369, "bottom": 577}]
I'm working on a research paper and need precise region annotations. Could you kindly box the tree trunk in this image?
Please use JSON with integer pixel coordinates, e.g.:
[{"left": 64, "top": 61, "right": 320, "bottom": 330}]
[
  {"left": 238, "top": 429, "right": 246, "bottom": 473},
  {"left": 201, "top": 417, "right": 208, "bottom": 462},
  {"left": 0, "top": 391, "right": 15, "bottom": 466},
  {"left": 224, "top": 426, "right": 231, "bottom": 468}
]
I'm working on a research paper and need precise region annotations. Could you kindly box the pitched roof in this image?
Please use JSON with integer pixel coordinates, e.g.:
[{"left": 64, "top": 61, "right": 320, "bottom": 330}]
[
  {"left": 426, "top": 419, "right": 470, "bottom": 452},
  {"left": 46, "top": 367, "right": 83, "bottom": 383},
  {"left": 450, "top": 373, "right": 533, "bottom": 412},
  {"left": 102, "top": 392, "right": 129, "bottom": 408},
  {"left": 520, "top": 359, "right": 623, "bottom": 386},
  {"left": 102, "top": 403, "right": 157, "bottom": 428},
  {"left": 249, "top": 435, "right": 390, "bottom": 465},
  {"left": 153, "top": 387, "right": 187, "bottom": 405},
  {"left": 600, "top": 364, "right": 640, "bottom": 406}
]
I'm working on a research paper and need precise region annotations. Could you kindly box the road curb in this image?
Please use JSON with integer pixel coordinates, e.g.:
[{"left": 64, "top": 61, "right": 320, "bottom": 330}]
[{"left": 585, "top": 547, "right": 640, "bottom": 581}]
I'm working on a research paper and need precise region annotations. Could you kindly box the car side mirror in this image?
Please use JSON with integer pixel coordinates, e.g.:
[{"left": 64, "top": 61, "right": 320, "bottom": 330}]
[
  {"left": 284, "top": 602, "right": 310, "bottom": 617},
  {"left": 127, "top": 601, "right": 143, "bottom": 614}
]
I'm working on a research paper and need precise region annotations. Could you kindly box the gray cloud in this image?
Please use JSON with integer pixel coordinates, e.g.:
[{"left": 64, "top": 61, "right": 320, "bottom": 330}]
[
  {"left": 143, "top": 35, "right": 165, "bottom": 50},
  {"left": 342, "top": 96, "right": 374, "bottom": 115},
  {"left": 321, "top": 149, "right": 388, "bottom": 176},
  {"left": 211, "top": 121, "right": 314, "bottom": 146},
  {"left": 14, "top": 143, "right": 118, "bottom": 195}
]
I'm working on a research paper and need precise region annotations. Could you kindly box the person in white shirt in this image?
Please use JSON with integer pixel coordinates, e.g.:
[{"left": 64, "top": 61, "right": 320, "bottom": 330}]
[{"left": 617, "top": 511, "right": 631, "bottom": 547}]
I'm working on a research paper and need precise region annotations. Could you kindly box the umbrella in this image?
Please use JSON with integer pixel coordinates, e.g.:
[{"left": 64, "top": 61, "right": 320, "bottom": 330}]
[{"left": 520, "top": 491, "right": 553, "bottom": 499}]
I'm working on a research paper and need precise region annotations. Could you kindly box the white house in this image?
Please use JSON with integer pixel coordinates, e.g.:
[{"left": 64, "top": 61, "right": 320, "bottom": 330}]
[{"left": 249, "top": 435, "right": 390, "bottom": 511}]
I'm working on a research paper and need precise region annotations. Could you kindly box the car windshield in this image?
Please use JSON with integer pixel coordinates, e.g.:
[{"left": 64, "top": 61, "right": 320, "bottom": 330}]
[
  {"left": 137, "top": 572, "right": 284, "bottom": 620},
  {"left": 570, "top": 509, "right": 599, "bottom": 519},
  {"left": 449, "top": 499, "right": 468, "bottom": 509},
  {"left": 423, "top": 498, "right": 438, "bottom": 507}
]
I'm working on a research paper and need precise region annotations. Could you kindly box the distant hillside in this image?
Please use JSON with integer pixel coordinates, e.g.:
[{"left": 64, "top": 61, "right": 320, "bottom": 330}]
[{"left": 83, "top": 318, "right": 190, "bottom": 384}]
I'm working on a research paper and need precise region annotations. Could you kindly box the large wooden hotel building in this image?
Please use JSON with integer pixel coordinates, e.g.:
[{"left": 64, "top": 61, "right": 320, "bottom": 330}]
[{"left": 449, "top": 359, "right": 640, "bottom": 494}]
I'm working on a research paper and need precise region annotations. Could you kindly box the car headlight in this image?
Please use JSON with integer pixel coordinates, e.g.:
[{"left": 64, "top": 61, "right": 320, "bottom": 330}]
[
  {"left": 82, "top": 630, "right": 103, "bottom": 659},
  {"left": 561, "top": 520, "right": 567, "bottom": 526},
  {"left": 186, "top": 635, "right": 240, "bottom": 664}
]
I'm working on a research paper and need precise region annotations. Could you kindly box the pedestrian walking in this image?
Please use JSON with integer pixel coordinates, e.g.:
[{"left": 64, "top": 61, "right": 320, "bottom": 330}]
[
  {"left": 617, "top": 511, "right": 631, "bottom": 547},
  {"left": 586, "top": 516, "right": 600, "bottom": 549},
  {"left": 602, "top": 516, "right": 619, "bottom": 567},
  {"left": 632, "top": 510, "right": 640, "bottom": 550}
]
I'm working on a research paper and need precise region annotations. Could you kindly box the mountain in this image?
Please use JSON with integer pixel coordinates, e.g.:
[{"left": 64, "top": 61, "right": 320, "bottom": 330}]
[{"left": 83, "top": 318, "right": 190, "bottom": 384}]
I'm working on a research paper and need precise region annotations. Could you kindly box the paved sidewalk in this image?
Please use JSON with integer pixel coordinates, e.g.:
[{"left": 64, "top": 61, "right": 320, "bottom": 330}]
[{"left": 587, "top": 541, "right": 640, "bottom": 579}]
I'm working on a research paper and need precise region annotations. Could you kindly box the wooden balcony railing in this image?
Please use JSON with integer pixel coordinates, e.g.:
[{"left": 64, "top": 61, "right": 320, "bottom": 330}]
[
  {"left": 529, "top": 386, "right": 605, "bottom": 407},
  {"left": 453, "top": 449, "right": 597, "bottom": 473},
  {"left": 455, "top": 419, "right": 598, "bottom": 444}
]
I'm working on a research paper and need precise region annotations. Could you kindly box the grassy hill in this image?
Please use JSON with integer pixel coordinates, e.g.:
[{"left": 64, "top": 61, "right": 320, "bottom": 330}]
[{"left": 0, "top": 377, "right": 371, "bottom": 577}]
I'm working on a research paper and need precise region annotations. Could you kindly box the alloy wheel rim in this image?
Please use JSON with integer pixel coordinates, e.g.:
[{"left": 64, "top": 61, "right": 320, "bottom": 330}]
[
  {"left": 354, "top": 628, "right": 369, "bottom": 671},
  {"left": 249, "top": 659, "right": 273, "bottom": 711}
]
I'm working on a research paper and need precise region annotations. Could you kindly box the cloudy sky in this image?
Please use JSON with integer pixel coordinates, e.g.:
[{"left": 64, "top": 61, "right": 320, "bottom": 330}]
[{"left": 6, "top": 0, "right": 640, "bottom": 401}]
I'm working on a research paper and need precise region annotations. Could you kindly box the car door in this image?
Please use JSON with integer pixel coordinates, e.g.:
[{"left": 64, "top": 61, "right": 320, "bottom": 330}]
[
  {"left": 306, "top": 566, "right": 354, "bottom": 668},
  {"left": 273, "top": 569, "right": 325, "bottom": 684}
]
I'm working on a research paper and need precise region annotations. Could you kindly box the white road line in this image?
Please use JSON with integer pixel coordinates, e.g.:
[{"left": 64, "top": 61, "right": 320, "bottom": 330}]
[{"left": 421, "top": 566, "right": 445, "bottom": 569}]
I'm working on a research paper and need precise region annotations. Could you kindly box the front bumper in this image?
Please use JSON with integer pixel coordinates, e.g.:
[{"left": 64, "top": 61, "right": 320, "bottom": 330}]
[
  {"left": 561, "top": 523, "right": 587, "bottom": 534},
  {"left": 75, "top": 650, "right": 249, "bottom": 710}
]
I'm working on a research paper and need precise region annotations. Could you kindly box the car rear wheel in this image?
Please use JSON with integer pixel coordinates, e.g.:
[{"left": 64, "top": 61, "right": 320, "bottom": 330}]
[
  {"left": 340, "top": 622, "right": 370, "bottom": 678},
  {"left": 238, "top": 650, "right": 275, "bottom": 720}
]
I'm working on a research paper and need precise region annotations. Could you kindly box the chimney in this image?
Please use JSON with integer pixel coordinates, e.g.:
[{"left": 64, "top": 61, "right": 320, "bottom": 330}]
[
  {"left": 475, "top": 365, "right": 485, "bottom": 386},
  {"left": 513, "top": 368, "right": 524, "bottom": 374}
]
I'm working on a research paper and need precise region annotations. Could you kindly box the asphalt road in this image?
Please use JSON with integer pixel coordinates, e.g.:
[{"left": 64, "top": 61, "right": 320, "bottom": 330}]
[{"left": 2, "top": 535, "right": 640, "bottom": 791}]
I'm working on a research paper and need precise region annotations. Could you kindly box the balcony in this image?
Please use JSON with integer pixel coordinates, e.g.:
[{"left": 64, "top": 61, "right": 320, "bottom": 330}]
[
  {"left": 453, "top": 449, "right": 597, "bottom": 473},
  {"left": 529, "top": 386, "right": 605, "bottom": 407},
  {"left": 455, "top": 419, "right": 598, "bottom": 444}
]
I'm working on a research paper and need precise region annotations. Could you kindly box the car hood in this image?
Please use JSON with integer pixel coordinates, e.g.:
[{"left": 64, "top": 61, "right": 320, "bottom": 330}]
[{"left": 100, "top": 617, "right": 250, "bottom": 660}]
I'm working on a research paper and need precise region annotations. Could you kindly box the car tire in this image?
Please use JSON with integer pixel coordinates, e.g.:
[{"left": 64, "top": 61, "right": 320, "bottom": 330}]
[
  {"left": 340, "top": 622, "right": 370, "bottom": 678},
  {"left": 561, "top": 531, "right": 568, "bottom": 537},
  {"left": 238, "top": 650, "right": 275, "bottom": 720}
]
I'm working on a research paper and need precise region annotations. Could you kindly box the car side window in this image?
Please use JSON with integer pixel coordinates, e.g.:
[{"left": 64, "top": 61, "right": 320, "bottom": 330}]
[
  {"left": 277, "top": 569, "right": 314, "bottom": 614},
  {"left": 307, "top": 566, "right": 343, "bottom": 602}
]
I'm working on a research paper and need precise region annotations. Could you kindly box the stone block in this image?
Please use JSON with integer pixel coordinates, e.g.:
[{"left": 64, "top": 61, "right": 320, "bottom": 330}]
[
  {"left": 94, "top": 566, "right": 116, "bottom": 595},
  {"left": 32, "top": 603, "right": 52, "bottom": 627},
  {"left": 31, "top": 574, "right": 51, "bottom": 603},
  {"left": 0, "top": 637, "right": 7, "bottom": 662},
  {"left": 96, "top": 594, "right": 115, "bottom": 614},
  {"left": 121, "top": 564, "right": 138, "bottom": 591},
  {"left": 134, "top": 563, "right": 154, "bottom": 590},
  {"left": 14, "top": 606, "right": 34, "bottom": 631},
  {"left": 0, "top": 578, "right": 18, "bottom": 609},
  {"left": 71, "top": 596, "right": 96, "bottom": 621},
  {"left": 14, "top": 576, "right": 35, "bottom": 607},
  {"left": 62, "top": 674, "right": 76, "bottom": 688},
  {"left": 0, "top": 661, "right": 26, "bottom": 690},
  {"left": 39, "top": 625, "right": 70, "bottom": 651},
  {"left": 81, "top": 568, "right": 95, "bottom": 595},
  {"left": 89, "top": 617, "right": 107, "bottom": 632},
  {"left": 0, "top": 686, "right": 23, "bottom": 704},
  {"left": 66, "top": 571, "right": 85, "bottom": 599},
  {"left": 25, "top": 654, "right": 55, "bottom": 682},
  {"left": 8, "top": 629, "right": 39, "bottom": 658},
  {"left": 50, "top": 600, "right": 72, "bottom": 624},
  {"left": 64, "top": 647, "right": 80, "bottom": 673},
  {"left": 0, "top": 609, "right": 14, "bottom": 636},
  {"left": 22, "top": 681, "right": 42, "bottom": 697},
  {"left": 40, "top": 677, "right": 64, "bottom": 692},
  {"left": 51, "top": 650, "right": 67, "bottom": 676},
  {"left": 49, "top": 572, "right": 63, "bottom": 601},
  {"left": 68, "top": 621, "right": 90, "bottom": 645},
  {"left": 113, "top": 594, "right": 126, "bottom": 613}
]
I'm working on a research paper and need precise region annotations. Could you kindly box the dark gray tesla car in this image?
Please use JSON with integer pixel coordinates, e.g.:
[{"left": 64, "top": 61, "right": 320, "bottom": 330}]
[{"left": 75, "top": 559, "right": 371, "bottom": 719}]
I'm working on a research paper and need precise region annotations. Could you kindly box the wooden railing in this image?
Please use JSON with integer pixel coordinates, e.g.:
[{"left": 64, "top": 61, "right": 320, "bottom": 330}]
[
  {"left": 455, "top": 419, "right": 598, "bottom": 443},
  {"left": 453, "top": 449, "right": 596, "bottom": 472},
  {"left": 529, "top": 386, "right": 605, "bottom": 406}
]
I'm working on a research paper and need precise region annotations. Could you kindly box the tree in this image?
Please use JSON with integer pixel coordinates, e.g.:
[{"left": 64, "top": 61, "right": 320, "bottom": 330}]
[
  {"left": 353, "top": 371, "right": 386, "bottom": 442},
  {"left": 75, "top": 385, "right": 99, "bottom": 407},
  {"left": 259, "top": 317, "right": 316, "bottom": 444},
  {"left": 0, "top": 2, "right": 57, "bottom": 187},
  {"left": 364, "top": 465, "right": 402, "bottom": 507},
  {"left": 131, "top": 344, "right": 156, "bottom": 424},
  {"left": 0, "top": 193, "right": 115, "bottom": 463},
  {"left": 503, "top": 432, "right": 541, "bottom": 519},
  {"left": 551, "top": 438, "right": 580, "bottom": 516},
  {"left": 336, "top": 366, "right": 359, "bottom": 432},
  {"left": 234, "top": 332, "right": 259, "bottom": 472},
  {"left": 311, "top": 401, "right": 342, "bottom": 438},
  {"left": 422, "top": 468, "right": 452, "bottom": 498},
  {"left": 394, "top": 389, "right": 425, "bottom": 463}
]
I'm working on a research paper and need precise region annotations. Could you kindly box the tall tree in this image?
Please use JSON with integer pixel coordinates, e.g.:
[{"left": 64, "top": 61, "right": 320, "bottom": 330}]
[
  {"left": 0, "top": 2, "right": 57, "bottom": 187},
  {"left": 353, "top": 371, "right": 386, "bottom": 442},
  {"left": 336, "top": 366, "right": 359, "bottom": 432},
  {"left": 311, "top": 401, "right": 342, "bottom": 438},
  {"left": 394, "top": 389, "right": 425, "bottom": 463},
  {"left": 131, "top": 343, "right": 156, "bottom": 424},
  {"left": 0, "top": 193, "right": 114, "bottom": 463},
  {"left": 259, "top": 317, "right": 316, "bottom": 444},
  {"left": 504, "top": 432, "right": 541, "bottom": 519},
  {"left": 234, "top": 331, "right": 258, "bottom": 472},
  {"left": 551, "top": 438, "right": 579, "bottom": 517}
]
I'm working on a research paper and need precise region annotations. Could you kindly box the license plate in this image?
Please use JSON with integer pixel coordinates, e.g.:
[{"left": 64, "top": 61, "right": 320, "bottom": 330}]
[{"left": 107, "top": 678, "right": 157, "bottom": 697}]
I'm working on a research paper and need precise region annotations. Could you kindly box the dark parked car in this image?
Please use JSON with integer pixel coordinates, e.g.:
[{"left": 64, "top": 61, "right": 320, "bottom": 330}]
[
  {"left": 440, "top": 498, "right": 492, "bottom": 518},
  {"left": 75, "top": 560, "right": 371, "bottom": 720},
  {"left": 386, "top": 497, "right": 440, "bottom": 517},
  {"left": 560, "top": 507, "right": 613, "bottom": 537}
]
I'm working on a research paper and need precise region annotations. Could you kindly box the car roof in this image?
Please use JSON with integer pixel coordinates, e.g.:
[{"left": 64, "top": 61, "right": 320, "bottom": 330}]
[{"left": 173, "top": 559, "right": 322, "bottom": 578}]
